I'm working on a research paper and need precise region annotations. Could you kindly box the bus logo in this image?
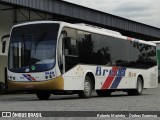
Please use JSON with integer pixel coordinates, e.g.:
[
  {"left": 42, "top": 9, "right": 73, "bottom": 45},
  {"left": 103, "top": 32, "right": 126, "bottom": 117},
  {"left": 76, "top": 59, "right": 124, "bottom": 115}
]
[
  {"left": 95, "top": 67, "right": 126, "bottom": 77},
  {"left": 22, "top": 74, "right": 36, "bottom": 81}
]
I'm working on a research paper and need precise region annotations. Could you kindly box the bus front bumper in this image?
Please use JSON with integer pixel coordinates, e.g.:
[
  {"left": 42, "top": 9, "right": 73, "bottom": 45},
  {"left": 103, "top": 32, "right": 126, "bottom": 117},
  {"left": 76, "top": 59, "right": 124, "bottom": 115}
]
[{"left": 7, "top": 76, "right": 64, "bottom": 91}]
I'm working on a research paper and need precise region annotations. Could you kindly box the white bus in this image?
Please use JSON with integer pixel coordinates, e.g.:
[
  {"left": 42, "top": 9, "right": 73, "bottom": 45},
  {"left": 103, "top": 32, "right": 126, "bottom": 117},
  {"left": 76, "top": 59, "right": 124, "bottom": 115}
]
[{"left": 7, "top": 21, "right": 158, "bottom": 100}]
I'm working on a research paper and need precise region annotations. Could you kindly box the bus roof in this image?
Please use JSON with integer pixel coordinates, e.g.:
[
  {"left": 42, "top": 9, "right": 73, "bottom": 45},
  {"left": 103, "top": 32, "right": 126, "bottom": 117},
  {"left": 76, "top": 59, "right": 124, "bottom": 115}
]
[
  {"left": 12, "top": 21, "right": 156, "bottom": 46},
  {"left": 150, "top": 41, "right": 160, "bottom": 44}
]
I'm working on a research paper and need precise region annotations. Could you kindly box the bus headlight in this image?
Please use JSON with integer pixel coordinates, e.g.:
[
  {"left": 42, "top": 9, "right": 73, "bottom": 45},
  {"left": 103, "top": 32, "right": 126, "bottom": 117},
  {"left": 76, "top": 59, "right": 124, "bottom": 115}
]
[
  {"left": 49, "top": 75, "right": 52, "bottom": 79},
  {"left": 45, "top": 76, "right": 48, "bottom": 80},
  {"left": 8, "top": 76, "right": 16, "bottom": 80}
]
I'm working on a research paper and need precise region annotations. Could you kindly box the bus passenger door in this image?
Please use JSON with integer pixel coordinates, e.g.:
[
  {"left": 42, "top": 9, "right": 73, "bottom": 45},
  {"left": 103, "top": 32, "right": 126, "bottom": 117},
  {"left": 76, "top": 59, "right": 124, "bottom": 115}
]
[{"left": 63, "top": 37, "right": 79, "bottom": 72}]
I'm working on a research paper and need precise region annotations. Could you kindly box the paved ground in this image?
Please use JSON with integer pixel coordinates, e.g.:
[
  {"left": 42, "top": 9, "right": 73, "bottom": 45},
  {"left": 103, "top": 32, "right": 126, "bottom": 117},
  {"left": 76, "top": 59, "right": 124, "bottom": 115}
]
[{"left": 0, "top": 84, "right": 160, "bottom": 119}]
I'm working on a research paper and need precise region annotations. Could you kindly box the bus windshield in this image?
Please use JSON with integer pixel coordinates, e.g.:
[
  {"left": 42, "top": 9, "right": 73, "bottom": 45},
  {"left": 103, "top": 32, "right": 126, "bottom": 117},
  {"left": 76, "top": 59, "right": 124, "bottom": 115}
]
[{"left": 8, "top": 23, "right": 59, "bottom": 73}]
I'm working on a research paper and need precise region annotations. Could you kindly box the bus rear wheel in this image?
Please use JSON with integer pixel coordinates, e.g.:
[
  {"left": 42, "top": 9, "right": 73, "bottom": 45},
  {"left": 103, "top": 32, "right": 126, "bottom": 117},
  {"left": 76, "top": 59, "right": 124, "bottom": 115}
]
[
  {"left": 78, "top": 76, "right": 92, "bottom": 98},
  {"left": 36, "top": 92, "right": 51, "bottom": 100},
  {"left": 96, "top": 90, "right": 111, "bottom": 97},
  {"left": 127, "top": 77, "right": 143, "bottom": 96}
]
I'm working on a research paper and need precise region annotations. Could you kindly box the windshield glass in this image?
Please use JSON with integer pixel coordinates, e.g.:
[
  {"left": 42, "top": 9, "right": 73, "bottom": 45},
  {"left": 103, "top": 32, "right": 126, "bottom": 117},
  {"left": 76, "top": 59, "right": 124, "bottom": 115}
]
[{"left": 9, "top": 23, "right": 59, "bottom": 72}]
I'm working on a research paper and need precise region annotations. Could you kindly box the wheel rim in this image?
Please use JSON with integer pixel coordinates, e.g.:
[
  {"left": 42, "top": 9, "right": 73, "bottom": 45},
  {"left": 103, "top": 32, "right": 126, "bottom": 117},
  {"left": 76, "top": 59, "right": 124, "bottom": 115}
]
[
  {"left": 137, "top": 80, "right": 142, "bottom": 93},
  {"left": 84, "top": 81, "right": 91, "bottom": 95}
]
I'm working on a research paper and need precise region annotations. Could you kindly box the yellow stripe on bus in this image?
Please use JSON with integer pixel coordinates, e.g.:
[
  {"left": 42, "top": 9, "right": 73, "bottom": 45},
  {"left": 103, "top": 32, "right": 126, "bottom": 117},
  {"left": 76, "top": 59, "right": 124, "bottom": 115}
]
[{"left": 8, "top": 76, "right": 64, "bottom": 91}]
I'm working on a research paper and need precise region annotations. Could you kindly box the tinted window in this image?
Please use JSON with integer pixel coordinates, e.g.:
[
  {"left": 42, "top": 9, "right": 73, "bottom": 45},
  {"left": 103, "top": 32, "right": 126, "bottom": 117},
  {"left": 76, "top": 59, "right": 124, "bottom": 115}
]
[
  {"left": 78, "top": 31, "right": 156, "bottom": 69},
  {"left": 63, "top": 27, "right": 156, "bottom": 69},
  {"left": 127, "top": 41, "right": 156, "bottom": 68},
  {"left": 61, "top": 28, "right": 79, "bottom": 71},
  {"left": 9, "top": 24, "right": 59, "bottom": 73},
  {"left": 64, "top": 38, "right": 78, "bottom": 56}
]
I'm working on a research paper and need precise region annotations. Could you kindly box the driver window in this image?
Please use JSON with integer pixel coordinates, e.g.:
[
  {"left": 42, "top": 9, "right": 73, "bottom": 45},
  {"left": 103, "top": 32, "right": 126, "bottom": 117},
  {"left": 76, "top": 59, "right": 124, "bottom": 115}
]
[
  {"left": 64, "top": 37, "right": 78, "bottom": 56},
  {"left": 61, "top": 27, "right": 79, "bottom": 72}
]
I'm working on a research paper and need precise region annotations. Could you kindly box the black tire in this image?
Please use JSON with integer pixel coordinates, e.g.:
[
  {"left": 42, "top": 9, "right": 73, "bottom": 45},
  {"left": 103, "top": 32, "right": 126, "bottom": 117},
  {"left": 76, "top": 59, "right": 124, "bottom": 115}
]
[
  {"left": 96, "top": 90, "right": 111, "bottom": 97},
  {"left": 0, "top": 83, "right": 6, "bottom": 94},
  {"left": 78, "top": 76, "right": 92, "bottom": 98},
  {"left": 127, "top": 77, "right": 143, "bottom": 96},
  {"left": 36, "top": 92, "right": 51, "bottom": 100}
]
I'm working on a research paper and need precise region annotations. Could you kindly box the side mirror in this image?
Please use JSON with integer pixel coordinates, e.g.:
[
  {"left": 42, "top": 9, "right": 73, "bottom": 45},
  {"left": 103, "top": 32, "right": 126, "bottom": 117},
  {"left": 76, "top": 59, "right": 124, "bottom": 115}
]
[
  {"left": 1, "top": 34, "right": 10, "bottom": 53},
  {"left": 2, "top": 41, "right": 6, "bottom": 53}
]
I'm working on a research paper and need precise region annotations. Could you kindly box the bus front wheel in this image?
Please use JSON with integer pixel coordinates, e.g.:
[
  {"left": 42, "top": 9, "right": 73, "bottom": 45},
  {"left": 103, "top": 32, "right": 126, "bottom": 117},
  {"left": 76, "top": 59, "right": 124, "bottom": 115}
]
[
  {"left": 78, "top": 76, "right": 92, "bottom": 98},
  {"left": 36, "top": 92, "right": 51, "bottom": 100}
]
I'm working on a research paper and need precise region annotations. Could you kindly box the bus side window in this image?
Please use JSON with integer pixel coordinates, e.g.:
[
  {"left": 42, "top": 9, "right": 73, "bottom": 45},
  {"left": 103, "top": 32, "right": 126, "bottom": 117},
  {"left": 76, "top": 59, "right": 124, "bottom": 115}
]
[{"left": 63, "top": 37, "right": 79, "bottom": 72}]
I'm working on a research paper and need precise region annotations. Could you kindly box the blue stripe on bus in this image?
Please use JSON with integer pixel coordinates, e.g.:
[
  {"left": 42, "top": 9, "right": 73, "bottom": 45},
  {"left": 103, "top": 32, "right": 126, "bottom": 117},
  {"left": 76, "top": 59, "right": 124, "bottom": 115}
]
[{"left": 110, "top": 68, "right": 127, "bottom": 89}]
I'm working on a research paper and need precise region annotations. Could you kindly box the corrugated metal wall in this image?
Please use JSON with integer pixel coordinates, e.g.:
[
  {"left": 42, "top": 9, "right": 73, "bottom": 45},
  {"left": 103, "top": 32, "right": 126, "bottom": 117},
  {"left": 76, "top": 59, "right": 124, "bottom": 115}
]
[{"left": 1, "top": 0, "right": 160, "bottom": 39}]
